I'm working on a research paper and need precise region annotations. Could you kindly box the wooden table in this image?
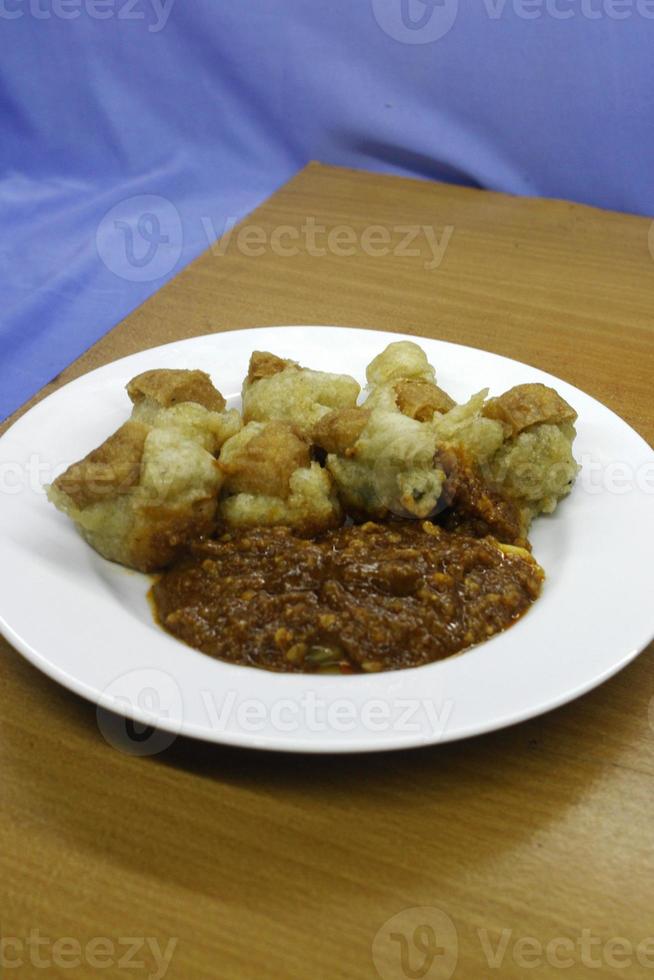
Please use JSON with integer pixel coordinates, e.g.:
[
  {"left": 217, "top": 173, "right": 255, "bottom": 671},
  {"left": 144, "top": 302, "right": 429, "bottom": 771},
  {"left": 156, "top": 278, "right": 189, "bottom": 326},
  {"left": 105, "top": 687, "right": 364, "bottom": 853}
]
[{"left": 2, "top": 163, "right": 653, "bottom": 979}]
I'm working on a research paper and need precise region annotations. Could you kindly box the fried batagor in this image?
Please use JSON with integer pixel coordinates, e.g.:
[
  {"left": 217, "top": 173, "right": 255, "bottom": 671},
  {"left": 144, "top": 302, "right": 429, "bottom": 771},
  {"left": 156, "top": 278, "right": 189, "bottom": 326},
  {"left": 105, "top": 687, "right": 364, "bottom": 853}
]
[
  {"left": 484, "top": 382, "right": 576, "bottom": 436},
  {"left": 428, "top": 381, "right": 578, "bottom": 527},
  {"left": 365, "top": 341, "right": 456, "bottom": 420},
  {"left": 218, "top": 421, "right": 341, "bottom": 535},
  {"left": 127, "top": 368, "right": 241, "bottom": 451},
  {"left": 366, "top": 340, "right": 437, "bottom": 386},
  {"left": 127, "top": 368, "right": 227, "bottom": 414},
  {"left": 313, "top": 342, "right": 494, "bottom": 522},
  {"left": 315, "top": 343, "right": 578, "bottom": 532},
  {"left": 314, "top": 401, "right": 525, "bottom": 540},
  {"left": 395, "top": 380, "right": 456, "bottom": 421},
  {"left": 365, "top": 345, "right": 579, "bottom": 527},
  {"left": 482, "top": 383, "right": 579, "bottom": 524},
  {"left": 314, "top": 403, "right": 447, "bottom": 520},
  {"left": 241, "top": 351, "right": 360, "bottom": 440},
  {"left": 47, "top": 370, "right": 240, "bottom": 571}
]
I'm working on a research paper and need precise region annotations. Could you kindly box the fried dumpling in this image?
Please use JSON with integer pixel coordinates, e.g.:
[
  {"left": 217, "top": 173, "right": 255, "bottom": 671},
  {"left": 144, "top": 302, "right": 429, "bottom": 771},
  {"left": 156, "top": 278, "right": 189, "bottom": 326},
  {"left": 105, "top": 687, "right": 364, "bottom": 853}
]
[
  {"left": 365, "top": 341, "right": 456, "bottom": 421},
  {"left": 47, "top": 370, "right": 239, "bottom": 571},
  {"left": 241, "top": 351, "right": 360, "bottom": 440},
  {"left": 482, "top": 383, "right": 579, "bottom": 525},
  {"left": 314, "top": 405, "right": 447, "bottom": 520},
  {"left": 218, "top": 420, "right": 341, "bottom": 535},
  {"left": 128, "top": 368, "right": 241, "bottom": 451}
]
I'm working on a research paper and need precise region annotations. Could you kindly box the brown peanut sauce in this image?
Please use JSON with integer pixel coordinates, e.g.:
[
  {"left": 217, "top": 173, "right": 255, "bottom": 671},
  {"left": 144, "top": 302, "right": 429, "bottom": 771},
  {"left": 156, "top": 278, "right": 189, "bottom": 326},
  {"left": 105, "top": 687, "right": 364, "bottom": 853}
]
[{"left": 151, "top": 521, "right": 543, "bottom": 674}]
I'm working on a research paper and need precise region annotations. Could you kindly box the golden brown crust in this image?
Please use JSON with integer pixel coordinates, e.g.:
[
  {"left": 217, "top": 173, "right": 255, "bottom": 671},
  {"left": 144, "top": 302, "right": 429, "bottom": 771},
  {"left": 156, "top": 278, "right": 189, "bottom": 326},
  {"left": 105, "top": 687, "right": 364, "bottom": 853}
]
[
  {"left": 483, "top": 383, "right": 577, "bottom": 436},
  {"left": 313, "top": 408, "right": 371, "bottom": 454},
  {"left": 219, "top": 422, "right": 310, "bottom": 499},
  {"left": 53, "top": 420, "right": 149, "bottom": 509},
  {"left": 246, "top": 351, "right": 297, "bottom": 386},
  {"left": 394, "top": 380, "right": 456, "bottom": 421},
  {"left": 126, "top": 369, "right": 226, "bottom": 412}
]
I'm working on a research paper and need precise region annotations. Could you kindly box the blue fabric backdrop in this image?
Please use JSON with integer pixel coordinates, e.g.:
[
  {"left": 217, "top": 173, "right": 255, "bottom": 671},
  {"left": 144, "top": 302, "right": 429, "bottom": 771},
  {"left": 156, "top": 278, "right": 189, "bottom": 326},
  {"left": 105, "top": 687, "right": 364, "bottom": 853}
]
[{"left": 2, "top": 0, "right": 652, "bottom": 420}]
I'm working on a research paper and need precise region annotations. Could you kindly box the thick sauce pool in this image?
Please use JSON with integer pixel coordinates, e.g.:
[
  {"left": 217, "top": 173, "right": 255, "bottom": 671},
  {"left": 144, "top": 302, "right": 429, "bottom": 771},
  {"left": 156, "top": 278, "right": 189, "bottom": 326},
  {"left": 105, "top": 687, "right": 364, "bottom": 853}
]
[{"left": 151, "top": 522, "right": 543, "bottom": 673}]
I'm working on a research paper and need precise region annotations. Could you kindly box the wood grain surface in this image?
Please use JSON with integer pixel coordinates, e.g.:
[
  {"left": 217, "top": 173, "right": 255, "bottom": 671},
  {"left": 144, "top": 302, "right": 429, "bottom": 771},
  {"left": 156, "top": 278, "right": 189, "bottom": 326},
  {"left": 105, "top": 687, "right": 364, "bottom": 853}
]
[{"left": 1, "top": 163, "right": 653, "bottom": 979}]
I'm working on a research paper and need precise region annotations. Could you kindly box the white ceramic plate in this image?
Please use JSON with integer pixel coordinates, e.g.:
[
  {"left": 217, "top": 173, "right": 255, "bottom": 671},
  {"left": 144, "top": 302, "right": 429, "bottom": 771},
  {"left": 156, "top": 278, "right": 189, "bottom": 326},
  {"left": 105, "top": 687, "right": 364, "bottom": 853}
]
[{"left": 1, "top": 326, "right": 653, "bottom": 754}]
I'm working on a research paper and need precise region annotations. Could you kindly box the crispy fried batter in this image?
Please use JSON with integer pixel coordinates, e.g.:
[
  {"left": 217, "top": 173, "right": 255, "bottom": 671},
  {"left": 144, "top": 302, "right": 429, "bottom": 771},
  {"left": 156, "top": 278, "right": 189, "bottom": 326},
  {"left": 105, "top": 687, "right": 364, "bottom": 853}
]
[
  {"left": 52, "top": 420, "right": 149, "bottom": 509},
  {"left": 313, "top": 408, "right": 371, "bottom": 455},
  {"left": 48, "top": 418, "right": 223, "bottom": 572},
  {"left": 219, "top": 421, "right": 310, "bottom": 498},
  {"left": 48, "top": 344, "right": 581, "bottom": 567},
  {"left": 218, "top": 421, "right": 341, "bottom": 535},
  {"left": 320, "top": 344, "right": 473, "bottom": 521},
  {"left": 324, "top": 408, "right": 447, "bottom": 520},
  {"left": 366, "top": 341, "right": 436, "bottom": 386},
  {"left": 431, "top": 390, "right": 505, "bottom": 462},
  {"left": 483, "top": 383, "right": 577, "bottom": 436},
  {"left": 326, "top": 349, "right": 579, "bottom": 533},
  {"left": 247, "top": 351, "right": 297, "bottom": 384},
  {"left": 364, "top": 342, "right": 457, "bottom": 424},
  {"left": 241, "top": 350, "right": 360, "bottom": 440},
  {"left": 477, "top": 384, "right": 579, "bottom": 527},
  {"left": 47, "top": 372, "right": 233, "bottom": 571},
  {"left": 485, "top": 421, "right": 579, "bottom": 527},
  {"left": 128, "top": 368, "right": 240, "bottom": 453},
  {"left": 395, "top": 379, "right": 456, "bottom": 421},
  {"left": 131, "top": 401, "right": 241, "bottom": 455},
  {"left": 127, "top": 369, "right": 226, "bottom": 412}
]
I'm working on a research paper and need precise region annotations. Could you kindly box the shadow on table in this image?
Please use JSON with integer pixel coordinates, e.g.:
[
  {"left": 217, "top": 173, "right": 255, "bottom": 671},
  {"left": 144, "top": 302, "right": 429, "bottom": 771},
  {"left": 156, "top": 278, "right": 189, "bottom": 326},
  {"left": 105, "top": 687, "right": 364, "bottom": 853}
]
[
  {"left": 3, "top": 644, "right": 652, "bottom": 903},
  {"left": 5, "top": 641, "right": 651, "bottom": 793}
]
